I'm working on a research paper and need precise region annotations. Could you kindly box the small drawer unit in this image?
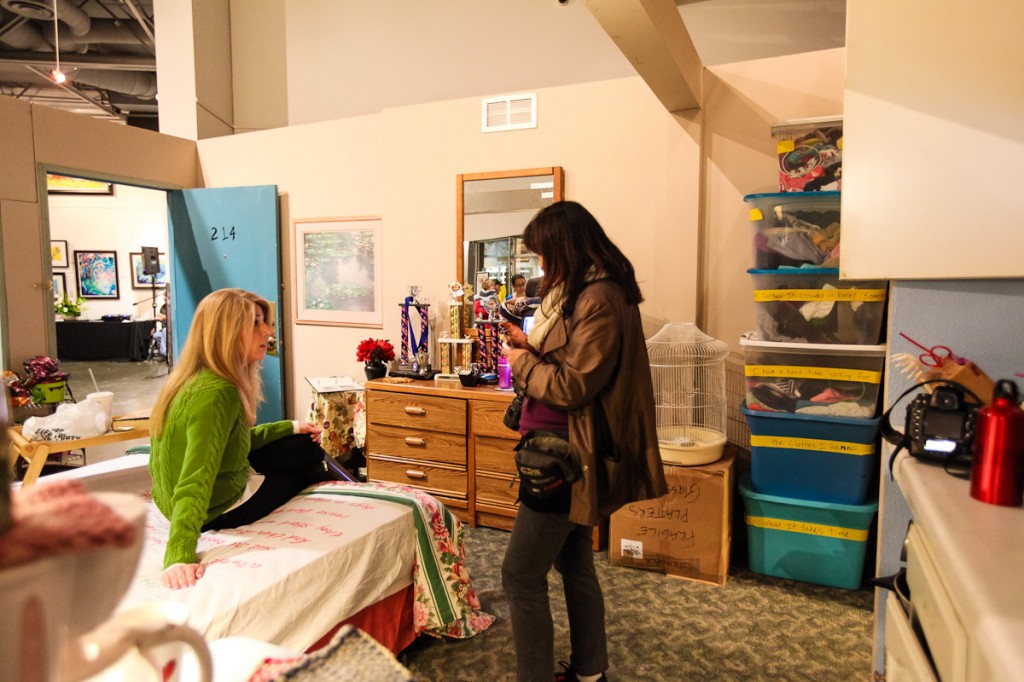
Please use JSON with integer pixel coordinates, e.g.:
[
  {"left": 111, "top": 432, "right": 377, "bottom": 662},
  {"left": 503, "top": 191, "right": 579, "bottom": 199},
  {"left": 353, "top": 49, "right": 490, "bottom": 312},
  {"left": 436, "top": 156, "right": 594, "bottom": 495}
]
[
  {"left": 365, "top": 380, "right": 516, "bottom": 527},
  {"left": 470, "top": 399, "right": 520, "bottom": 523},
  {"left": 366, "top": 388, "right": 469, "bottom": 516}
]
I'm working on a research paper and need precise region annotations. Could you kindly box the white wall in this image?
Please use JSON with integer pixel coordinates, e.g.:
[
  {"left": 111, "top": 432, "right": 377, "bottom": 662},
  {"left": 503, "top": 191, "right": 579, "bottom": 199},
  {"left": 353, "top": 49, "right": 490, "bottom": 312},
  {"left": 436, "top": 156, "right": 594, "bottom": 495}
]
[{"left": 48, "top": 184, "right": 169, "bottom": 320}]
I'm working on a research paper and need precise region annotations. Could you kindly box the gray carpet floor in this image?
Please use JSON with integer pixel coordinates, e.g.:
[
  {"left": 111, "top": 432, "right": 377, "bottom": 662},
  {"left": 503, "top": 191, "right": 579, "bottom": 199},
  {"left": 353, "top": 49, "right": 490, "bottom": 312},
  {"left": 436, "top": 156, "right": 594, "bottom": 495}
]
[{"left": 400, "top": 526, "right": 874, "bottom": 682}]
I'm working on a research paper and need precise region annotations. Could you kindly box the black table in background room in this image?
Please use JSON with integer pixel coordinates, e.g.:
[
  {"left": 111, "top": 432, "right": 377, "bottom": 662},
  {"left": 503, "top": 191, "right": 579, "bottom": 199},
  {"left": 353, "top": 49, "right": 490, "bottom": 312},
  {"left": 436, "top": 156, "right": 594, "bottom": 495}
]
[{"left": 56, "top": 320, "right": 156, "bottom": 361}]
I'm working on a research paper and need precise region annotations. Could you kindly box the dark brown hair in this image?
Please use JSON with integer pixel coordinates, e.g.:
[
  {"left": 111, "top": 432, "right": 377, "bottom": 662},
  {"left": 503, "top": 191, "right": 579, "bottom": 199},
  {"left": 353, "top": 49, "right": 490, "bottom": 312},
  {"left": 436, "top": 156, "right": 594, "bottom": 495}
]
[{"left": 522, "top": 201, "right": 643, "bottom": 316}]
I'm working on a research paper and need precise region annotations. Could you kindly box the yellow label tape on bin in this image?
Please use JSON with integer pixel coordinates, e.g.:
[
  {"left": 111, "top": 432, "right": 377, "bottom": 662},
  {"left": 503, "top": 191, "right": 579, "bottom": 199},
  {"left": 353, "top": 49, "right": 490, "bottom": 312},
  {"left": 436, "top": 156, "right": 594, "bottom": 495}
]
[
  {"left": 749, "top": 208, "right": 764, "bottom": 221},
  {"left": 745, "top": 365, "right": 882, "bottom": 383},
  {"left": 753, "top": 288, "right": 887, "bottom": 303},
  {"left": 777, "top": 139, "right": 796, "bottom": 154},
  {"left": 750, "top": 435, "right": 875, "bottom": 456},
  {"left": 746, "top": 515, "right": 869, "bottom": 541}
]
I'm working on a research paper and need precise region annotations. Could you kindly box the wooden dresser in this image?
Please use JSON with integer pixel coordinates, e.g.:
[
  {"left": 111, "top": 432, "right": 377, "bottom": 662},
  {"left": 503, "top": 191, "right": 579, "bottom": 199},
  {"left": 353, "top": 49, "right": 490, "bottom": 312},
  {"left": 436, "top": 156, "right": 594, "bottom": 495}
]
[{"left": 365, "top": 379, "right": 518, "bottom": 527}]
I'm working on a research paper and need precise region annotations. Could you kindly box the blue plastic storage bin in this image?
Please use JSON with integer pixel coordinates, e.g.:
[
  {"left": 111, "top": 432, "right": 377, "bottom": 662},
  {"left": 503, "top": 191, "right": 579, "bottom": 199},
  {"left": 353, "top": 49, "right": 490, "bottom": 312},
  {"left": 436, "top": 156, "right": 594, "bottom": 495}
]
[
  {"left": 742, "top": 402, "right": 880, "bottom": 504},
  {"left": 739, "top": 477, "right": 877, "bottom": 590}
]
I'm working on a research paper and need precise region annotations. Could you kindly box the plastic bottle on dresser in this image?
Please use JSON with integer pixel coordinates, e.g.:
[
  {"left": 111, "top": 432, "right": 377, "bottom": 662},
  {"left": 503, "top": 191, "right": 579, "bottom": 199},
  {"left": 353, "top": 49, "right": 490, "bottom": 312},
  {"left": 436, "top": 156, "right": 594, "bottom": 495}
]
[
  {"left": 498, "top": 356, "right": 512, "bottom": 390},
  {"left": 970, "top": 379, "right": 1024, "bottom": 506}
]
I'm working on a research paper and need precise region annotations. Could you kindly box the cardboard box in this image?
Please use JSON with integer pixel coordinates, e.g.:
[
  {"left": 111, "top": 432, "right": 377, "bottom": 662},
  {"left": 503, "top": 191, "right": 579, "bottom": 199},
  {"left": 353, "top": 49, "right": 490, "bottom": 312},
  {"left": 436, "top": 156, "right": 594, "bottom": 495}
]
[{"left": 609, "top": 449, "right": 734, "bottom": 586}]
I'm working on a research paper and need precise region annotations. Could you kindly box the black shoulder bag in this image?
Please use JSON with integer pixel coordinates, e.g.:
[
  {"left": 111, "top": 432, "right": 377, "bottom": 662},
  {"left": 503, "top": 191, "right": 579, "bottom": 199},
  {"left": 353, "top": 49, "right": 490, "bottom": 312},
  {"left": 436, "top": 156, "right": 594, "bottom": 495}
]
[{"left": 514, "top": 429, "right": 579, "bottom": 512}]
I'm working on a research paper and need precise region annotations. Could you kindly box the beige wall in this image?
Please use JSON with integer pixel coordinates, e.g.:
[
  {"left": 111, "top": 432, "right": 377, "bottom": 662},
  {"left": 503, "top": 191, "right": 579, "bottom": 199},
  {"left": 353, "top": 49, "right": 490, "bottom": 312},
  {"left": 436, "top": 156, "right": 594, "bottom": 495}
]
[
  {"left": 197, "top": 76, "right": 701, "bottom": 419},
  {"left": 842, "top": 0, "right": 1024, "bottom": 279},
  {"left": 0, "top": 95, "right": 196, "bottom": 369},
  {"left": 700, "top": 49, "right": 846, "bottom": 354},
  {"left": 2, "top": 49, "right": 844, "bottom": 419}
]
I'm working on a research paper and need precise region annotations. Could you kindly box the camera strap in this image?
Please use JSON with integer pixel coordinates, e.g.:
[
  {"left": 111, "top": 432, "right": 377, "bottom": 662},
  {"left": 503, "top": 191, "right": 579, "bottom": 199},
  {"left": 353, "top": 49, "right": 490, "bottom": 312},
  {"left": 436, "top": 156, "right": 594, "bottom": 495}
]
[{"left": 880, "top": 379, "right": 984, "bottom": 478}]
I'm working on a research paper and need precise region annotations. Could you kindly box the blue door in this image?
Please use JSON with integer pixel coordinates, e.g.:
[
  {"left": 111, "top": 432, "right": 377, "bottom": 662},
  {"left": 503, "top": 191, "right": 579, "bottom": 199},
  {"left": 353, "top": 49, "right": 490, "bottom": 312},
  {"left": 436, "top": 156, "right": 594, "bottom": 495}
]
[{"left": 167, "top": 186, "right": 284, "bottom": 423}]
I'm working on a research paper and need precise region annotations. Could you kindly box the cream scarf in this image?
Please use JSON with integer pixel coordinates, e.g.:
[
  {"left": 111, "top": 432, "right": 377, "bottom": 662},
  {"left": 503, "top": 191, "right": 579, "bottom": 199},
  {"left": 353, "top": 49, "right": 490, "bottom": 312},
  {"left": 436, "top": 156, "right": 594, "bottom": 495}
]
[{"left": 527, "top": 268, "right": 604, "bottom": 351}]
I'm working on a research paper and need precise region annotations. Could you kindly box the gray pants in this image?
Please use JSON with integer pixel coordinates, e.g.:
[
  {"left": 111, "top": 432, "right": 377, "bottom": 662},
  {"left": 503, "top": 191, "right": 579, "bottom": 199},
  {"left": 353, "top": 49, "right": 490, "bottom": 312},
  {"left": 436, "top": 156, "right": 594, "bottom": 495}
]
[{"left": 502, "top": 505, "right": 608, "bottom": 682}]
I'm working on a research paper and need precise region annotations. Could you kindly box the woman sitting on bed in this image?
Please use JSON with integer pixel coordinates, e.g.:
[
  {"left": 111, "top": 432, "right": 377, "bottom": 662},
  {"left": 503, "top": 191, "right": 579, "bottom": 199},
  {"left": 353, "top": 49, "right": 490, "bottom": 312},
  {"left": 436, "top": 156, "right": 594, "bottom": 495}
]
[{"left": 149, "top": 288, "right": 345, "bottom": 590}]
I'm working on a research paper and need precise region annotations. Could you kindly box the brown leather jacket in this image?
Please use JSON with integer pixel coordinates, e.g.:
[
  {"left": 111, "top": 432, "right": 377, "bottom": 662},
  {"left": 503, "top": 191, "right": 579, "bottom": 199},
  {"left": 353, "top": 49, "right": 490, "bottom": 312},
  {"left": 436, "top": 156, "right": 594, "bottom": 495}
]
[{"left": 512, "top": 279, "right": 667, "bottom": 525}]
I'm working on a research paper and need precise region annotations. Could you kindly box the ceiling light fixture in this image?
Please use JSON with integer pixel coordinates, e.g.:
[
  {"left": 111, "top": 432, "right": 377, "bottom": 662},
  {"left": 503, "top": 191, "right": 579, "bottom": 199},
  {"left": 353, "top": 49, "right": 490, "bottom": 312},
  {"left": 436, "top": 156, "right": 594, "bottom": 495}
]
[{"left": 49, "top": 0, "right": 66, "bottom": 84}]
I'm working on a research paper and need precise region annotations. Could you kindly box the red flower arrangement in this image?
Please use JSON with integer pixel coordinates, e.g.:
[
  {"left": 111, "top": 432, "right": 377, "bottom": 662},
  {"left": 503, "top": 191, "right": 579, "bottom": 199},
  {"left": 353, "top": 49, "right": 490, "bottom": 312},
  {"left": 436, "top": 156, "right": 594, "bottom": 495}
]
[{"left": 356, "top": 338, "right": 396, "bottom": 365}]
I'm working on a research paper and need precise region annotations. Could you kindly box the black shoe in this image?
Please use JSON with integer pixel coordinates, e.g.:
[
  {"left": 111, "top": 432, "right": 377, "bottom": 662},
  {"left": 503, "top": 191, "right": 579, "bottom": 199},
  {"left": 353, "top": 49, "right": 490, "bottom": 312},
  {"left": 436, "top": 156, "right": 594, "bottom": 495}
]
[{"left": 554, "top": 661, "right": 608, "bottom": 682}]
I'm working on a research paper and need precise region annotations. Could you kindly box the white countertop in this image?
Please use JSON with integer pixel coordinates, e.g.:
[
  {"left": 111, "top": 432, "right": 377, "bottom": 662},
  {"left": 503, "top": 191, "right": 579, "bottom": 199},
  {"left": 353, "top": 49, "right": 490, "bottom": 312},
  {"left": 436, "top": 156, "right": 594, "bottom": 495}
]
[{"left": 894, "top": 453, "right": 1024, "bottom": 681}]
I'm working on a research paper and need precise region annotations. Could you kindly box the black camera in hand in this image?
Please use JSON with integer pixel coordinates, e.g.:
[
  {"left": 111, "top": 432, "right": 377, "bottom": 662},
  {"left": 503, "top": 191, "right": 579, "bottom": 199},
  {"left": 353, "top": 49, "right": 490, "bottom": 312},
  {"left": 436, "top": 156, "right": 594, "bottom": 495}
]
[{"left": 904, "top": 384, "right": 979, "bottom": 463}]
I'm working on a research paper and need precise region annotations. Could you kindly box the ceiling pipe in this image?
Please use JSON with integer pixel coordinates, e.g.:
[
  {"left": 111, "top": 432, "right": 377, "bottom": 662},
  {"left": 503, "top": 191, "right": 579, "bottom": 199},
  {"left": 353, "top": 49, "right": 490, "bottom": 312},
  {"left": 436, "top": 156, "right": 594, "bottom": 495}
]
[
  {"left": 40, "top": 18, "right": 151, "bottom": 51},
  {"left": 53, "top": 0, "right": 90, "bottom": 36},
  {"left": 72, "top": 68, "right": 156, "bottom": 98},
  {"left": 0, "top": 18, "right": 51, "bottom": 51},
  {"left": 0, "top": 50, "right": 154, "bottom": 69}
]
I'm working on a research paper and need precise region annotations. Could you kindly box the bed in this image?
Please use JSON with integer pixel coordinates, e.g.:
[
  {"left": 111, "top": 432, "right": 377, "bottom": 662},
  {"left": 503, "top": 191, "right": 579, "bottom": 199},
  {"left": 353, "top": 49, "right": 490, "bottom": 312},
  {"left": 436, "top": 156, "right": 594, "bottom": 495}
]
[{"left": 42, "top": 455, "right": 494, "bottom": 655}]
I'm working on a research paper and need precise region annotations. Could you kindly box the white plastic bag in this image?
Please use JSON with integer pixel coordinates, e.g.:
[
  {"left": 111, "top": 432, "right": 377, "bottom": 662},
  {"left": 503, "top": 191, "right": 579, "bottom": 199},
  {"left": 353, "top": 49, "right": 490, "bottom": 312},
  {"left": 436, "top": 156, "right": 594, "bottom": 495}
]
[{"left": 22, "top": 398, "right": 108, "bottom": 441}]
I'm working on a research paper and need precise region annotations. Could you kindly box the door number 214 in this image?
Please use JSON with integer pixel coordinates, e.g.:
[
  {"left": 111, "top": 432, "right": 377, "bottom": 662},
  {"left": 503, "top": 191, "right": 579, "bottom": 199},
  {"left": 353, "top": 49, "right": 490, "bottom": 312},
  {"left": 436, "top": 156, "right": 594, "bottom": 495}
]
[{"left": 210, "top": 226, "right": 237, "bottom": 241}]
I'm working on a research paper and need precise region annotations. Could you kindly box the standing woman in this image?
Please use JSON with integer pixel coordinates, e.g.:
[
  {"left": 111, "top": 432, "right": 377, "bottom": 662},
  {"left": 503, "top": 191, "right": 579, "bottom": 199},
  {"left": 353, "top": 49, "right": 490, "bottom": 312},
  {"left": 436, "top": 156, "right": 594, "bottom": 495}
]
[
  {"left": 500, "top": 201, "right": 667, "bottom": 682},
  {"left": 149, "top": 288, "right": 344, "bottom": 590}
]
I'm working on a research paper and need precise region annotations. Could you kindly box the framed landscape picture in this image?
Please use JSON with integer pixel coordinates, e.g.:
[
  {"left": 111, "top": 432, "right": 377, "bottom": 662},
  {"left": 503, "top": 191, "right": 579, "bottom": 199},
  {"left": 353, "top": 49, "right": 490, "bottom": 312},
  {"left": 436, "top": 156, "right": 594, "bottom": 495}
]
[
  {"left": 293, "top": 216, "right": 382, "bottom": 327},
  {"left": 130, "top": 251, "right": 169, "bottom": 289},
  {"left": 74, "top": 250, "right": 119, "bottom": 299},
  {"left": 51, "top": 240, "right": 69, "bottom": 268}
]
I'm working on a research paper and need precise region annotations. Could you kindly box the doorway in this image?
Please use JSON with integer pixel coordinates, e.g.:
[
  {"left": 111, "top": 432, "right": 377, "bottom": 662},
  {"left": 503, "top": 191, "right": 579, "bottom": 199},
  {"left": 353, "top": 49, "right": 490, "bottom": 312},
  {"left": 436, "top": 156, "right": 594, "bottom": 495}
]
[{"left": 45, "top": 174, "right": 170, "bottom": 447}]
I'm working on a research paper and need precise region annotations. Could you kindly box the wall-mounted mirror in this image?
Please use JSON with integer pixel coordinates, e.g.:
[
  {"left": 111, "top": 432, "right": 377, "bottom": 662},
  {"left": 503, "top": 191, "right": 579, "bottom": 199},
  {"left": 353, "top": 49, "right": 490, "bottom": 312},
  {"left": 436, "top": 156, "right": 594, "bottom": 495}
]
[{"left": 456, "top": 167, "right": 564, "bottom": 295}]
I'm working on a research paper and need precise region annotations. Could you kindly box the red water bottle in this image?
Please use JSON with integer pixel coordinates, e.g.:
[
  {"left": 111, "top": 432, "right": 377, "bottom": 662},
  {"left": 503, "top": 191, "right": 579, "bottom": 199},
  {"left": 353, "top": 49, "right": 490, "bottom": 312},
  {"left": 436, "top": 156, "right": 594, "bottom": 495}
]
[{"left": 970, "top": 379, "right": 1024, "bottom": 506}]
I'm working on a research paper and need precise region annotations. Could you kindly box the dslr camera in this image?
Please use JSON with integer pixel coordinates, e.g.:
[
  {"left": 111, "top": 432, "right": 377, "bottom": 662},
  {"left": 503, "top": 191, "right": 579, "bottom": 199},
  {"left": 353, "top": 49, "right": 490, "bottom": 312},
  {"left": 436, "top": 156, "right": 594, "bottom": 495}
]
[{"left": 904, "top": 384, "right": 979, "bottom": 462}]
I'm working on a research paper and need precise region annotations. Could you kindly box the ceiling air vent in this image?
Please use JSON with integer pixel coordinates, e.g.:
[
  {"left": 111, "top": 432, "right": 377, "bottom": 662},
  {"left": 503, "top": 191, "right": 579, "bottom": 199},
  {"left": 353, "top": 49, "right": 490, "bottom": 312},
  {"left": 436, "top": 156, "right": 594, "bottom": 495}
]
[{"left": 481, "top": 94, "right": 537, "bottom": 133}]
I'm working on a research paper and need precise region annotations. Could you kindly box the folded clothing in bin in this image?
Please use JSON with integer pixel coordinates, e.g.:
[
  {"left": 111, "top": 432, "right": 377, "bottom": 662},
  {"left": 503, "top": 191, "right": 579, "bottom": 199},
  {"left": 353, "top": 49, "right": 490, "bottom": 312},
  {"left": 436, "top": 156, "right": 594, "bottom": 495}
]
[
  {"left": 742, "top": 402, "right": 879, "bottom": 504},
  {"left": 749, "top": 268, "right": 888, "bottom": 345},
  {"left": 745, "top": 191, "right": 841, "bottom": 269},
  {"left": 740, "top": 333, "right": 885, "bottom": 419}
]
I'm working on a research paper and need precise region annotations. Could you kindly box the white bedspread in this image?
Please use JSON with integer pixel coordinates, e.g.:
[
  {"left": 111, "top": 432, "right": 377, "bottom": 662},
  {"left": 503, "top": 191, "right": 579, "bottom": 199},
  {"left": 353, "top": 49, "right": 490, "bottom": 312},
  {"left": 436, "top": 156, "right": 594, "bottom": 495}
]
[{"left": 119, "top": 485, "right": 415, "bottom": 652}]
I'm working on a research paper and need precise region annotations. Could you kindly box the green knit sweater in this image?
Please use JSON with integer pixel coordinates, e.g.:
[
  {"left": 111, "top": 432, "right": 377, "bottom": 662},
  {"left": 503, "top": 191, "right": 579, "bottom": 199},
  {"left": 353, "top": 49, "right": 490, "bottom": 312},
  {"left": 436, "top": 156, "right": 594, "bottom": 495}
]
[{"left": 149, "top": 369, "right": 293, "bottom": 568}]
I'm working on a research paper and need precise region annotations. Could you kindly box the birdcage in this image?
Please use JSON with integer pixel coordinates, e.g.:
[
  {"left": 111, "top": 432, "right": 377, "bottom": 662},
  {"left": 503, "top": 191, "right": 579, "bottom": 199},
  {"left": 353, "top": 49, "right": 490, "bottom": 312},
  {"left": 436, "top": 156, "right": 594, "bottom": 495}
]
[{"left": 646, "top": 323, "right": 729, "bottom": 466}]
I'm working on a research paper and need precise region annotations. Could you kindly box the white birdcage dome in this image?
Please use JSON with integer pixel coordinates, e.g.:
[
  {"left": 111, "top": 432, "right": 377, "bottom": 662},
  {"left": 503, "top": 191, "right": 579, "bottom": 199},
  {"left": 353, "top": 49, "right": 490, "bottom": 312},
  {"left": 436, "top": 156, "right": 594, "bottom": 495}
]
[{"left": 646, "top": 323, "right": 729, "bottom": 465}]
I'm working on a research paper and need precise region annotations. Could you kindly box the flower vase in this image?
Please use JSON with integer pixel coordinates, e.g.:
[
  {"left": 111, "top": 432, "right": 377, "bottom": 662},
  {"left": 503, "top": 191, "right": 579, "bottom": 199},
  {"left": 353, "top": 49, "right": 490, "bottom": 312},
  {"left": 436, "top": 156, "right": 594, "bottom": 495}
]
[{"left": 364, "top": 361, "right": 387, "bottom": 381}]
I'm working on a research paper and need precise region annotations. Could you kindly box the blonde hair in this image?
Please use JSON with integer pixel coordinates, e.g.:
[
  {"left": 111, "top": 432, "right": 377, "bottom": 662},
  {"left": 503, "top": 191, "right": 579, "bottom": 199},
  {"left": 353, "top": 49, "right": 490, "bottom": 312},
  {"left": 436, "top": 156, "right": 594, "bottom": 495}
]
[{"left": 150, "top": 288, "right": 268, "bottom": 434}]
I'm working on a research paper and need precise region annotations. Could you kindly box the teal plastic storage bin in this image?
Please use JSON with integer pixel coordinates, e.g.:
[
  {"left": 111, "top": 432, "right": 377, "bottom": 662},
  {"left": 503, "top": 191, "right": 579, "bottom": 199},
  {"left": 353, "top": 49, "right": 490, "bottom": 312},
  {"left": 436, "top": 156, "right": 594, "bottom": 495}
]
[
  {"left": 739, "top": 477, "right": 877, "bottom": 590},
  {"left": 742, "top": 402, "right": 880, "bottom": 504}
]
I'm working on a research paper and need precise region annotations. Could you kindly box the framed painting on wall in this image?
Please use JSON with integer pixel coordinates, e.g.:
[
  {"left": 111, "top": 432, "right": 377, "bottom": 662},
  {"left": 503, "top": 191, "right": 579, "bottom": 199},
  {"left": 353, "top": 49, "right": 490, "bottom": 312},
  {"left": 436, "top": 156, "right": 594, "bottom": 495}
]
[
  {"left": 74, "top": 250, "right": 119, "bottom": 299},
  {"left": 129, "top": 251, "right": 169, "bottom": 289},
  {"left": 293, "top": 217, "right": 383, "bottom": 327},
  {"left": 52, "top": 272, "right": 67, "bottom": 301},
  {"left": 51, "top": 240, "right": 69, "bottom": 268}
]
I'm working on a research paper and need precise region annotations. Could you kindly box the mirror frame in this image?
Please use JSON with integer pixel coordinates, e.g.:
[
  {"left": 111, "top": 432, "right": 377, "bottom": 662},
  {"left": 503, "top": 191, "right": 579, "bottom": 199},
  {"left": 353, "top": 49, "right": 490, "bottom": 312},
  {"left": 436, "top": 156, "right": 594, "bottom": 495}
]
[{"left": 456, "top": 166, "right": 564, "bottom": 284}]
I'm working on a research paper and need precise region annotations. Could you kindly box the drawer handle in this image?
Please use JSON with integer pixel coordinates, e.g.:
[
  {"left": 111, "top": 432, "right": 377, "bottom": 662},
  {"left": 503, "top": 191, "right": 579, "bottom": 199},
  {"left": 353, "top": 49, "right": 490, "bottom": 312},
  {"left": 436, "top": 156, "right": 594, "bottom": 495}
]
[
  {"left": 405, "top": 469, "right": 427, "bottom": 480},
  {"left": 404, "top": 437, "right": 426, "bottom": 446},
  {"left": 404, "top": 406, "right": 426, "bottom": 416}
]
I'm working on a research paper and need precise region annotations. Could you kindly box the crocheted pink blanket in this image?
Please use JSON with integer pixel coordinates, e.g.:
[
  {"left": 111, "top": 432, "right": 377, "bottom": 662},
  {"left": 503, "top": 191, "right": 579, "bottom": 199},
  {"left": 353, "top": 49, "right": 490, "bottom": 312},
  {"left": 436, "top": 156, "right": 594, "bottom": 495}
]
[{"left": 0, "top": 480, "right": 137, "bottom": 568}]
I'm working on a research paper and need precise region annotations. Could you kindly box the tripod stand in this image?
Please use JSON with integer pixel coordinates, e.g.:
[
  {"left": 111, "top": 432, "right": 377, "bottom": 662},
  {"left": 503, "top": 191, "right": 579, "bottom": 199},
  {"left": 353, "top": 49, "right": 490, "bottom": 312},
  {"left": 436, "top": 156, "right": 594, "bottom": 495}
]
[{"left": 144, "top": 275, "right": 168, "bottom": 378}]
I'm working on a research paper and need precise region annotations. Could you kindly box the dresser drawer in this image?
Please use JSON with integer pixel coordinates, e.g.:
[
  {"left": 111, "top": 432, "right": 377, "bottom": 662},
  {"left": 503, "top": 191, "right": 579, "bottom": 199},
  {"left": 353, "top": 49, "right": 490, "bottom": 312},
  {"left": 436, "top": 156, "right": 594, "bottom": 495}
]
[
  {"left": 367, "top": 391, "right": 467, "bottom": 434},
  {"left": 906, "top": 525, "right": 966, "bottom": 682},
  {"left": 367, "top": 423, "right": 466, "bottom": 466},
  {"left": 475, "top": 434, "right": 518, "bottom": 476},
  {"left": 476, "top": 470, "right": 519, "bottom": 508},
  {"left": 368, "top": 455, "right": 467, "bottom": 499},
  {"left": 884, "top": 592, "right": 937, "bottom": 682},
  {"left": 470, "top": 399, "right": 518, "bottom": 439}
]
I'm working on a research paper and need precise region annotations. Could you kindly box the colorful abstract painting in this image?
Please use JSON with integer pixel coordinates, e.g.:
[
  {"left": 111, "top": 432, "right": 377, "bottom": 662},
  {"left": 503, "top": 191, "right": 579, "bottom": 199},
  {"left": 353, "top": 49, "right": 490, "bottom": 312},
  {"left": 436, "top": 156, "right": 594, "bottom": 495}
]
[{"left": 74, "top": 250, "right": 119, "bottom": 299}]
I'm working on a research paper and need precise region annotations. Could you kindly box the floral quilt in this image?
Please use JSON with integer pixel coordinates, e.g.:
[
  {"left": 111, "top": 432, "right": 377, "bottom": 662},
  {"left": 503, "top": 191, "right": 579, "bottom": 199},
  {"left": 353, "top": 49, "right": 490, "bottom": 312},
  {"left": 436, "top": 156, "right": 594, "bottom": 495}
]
[{"left": 298, "top": 481, "right": 495, "bottom": 639}]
